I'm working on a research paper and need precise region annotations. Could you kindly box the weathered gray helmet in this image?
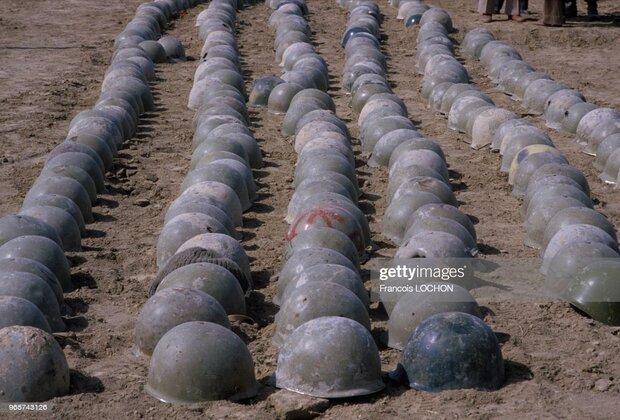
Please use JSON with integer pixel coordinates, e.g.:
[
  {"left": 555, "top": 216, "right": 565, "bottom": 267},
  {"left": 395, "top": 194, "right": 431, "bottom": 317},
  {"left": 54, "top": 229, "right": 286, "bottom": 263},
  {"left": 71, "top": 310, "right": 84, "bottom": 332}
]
[
  {"left": 383, "top": 191, "right": 444, "bottom": 245},
  {"left": 249, "top": 75, "right": 284, "bottom": 107},
  {"left": 492, "top": 59, "right": 533, "bottom": 86},
  {"left": 280, "top": 263, "right": 368, "bottom": 308},
  {"left": 421, "top": 67, "right": 469, "bottom": 100},
  {"left": 387, "top": 284, "right": 480, "bottom": 349},
  {"left": 410, "top": 203, "right": 476, "bottom": 241},
  {"left": 0, "top": 235, "right": 71, "bottom": 291},
  {"left": 480, "top": 40, "right": 520, "bottom": 67},
  {"left": 396, "top": 231, "right": 471, "bottom": 259},
  {"left": 0, "top": 296, "right": 51, "bottom": 332},
  {"left": 360, "top": 116, "right": 414, "bottom": 153},
  {"left": 20, "top": 205, "right": 81, "bottom": 252},
  {"left": 174, "top": 232, "right": 251, "bottom": 281},
  {"left": 146, "top": 321, "right": 258, "bottom": 403},
  {"left": 22, "top": 194, "right": 86, "bottom": 235},
  {"left": 389, "top": 149, "right": 448, "bottom": 181},
  {"left": 192, "top": 132, "right": 251, "bottom": 166},
  {"left": 507, "top": 144, "right": 562, "bottom": 184},
  {"left": 470, "top": 108, "right": 517, "bottom": 150},
  {"left": 511, "top": 148, "right": 568, "bottom": 196},
  {"left": 180, "top": 181, "right": 243, "bottom": 227},
  {"left": 545, "top": 242, "right": 619, "bottom": 299},
  {"left": 294, "top": 123, "right": 348, "bottom": 155},
  {"left": 277, "top": 247, "right": 358, "bottom": 298},
  {"left": 350, "top": 73, "right": 390, "bottom": 95},
  {"left": 0, "top": 257, "right": 63, "bottom": 305},
  {"left": 286, "top": 227, "right": 360, "bottom": 268},
  {"left": 186, "top": 160, "right": 254, "bottom": 208},
  {"left": 158, "top": 35, "right": 186, "bottom": 61},
  {"left": 275, "top": 316, "right": 384, "bottom": 398},
  {"left": 47, "top": 140, "right": 106, "bottom": 174},
  {"left": 369, "top": 129, "right": 425, "bottom": 167},
  {"left": 156, "top": 213, "right": 232, "bottom": 267},
  {"left": 447, "top": 95, "right": 494, "bottom": 133},
  {"left": 575, "top": 108, "right": 620, "bottom": 149},
  {"left": 439, "top": 83, "right": 479, "bottom": 115},
  {"left": 594, "top": 133, "right": 620, "bottom": 171},
  {"left": 281, "top": 42, "right": 314, "bottom": 69},
  {"left": 398, "top": 312, "right": 504, "bottom": 391},
  {"left": 522, "top": 79, "right": 567, "bottom": 115},
  {"left": 0, "top": 326, "right": 69, "bottom": 402},
  {"left": 65, "top": 132, "right": 115, "bottom": 170},
  {"left": 490, "top": 118, "right": 530, "bottom": 151},
  {"left": 286, "top": 205, "right": 365, "bottom": 253},
  {"left": 295, "top": 109, "right": 348, "bottom": 136},
  {"left": 462, "top": 28, "right": 495, "bottom": 58},
  {"left": 565, "top": 259, "right": 620, "bottom": 326},
  {"left": 403, "top": 215, "right": 477, "bottom": 255},
  {"left": 543, "top": 89, "right": 585, "bottom": 130},
  {"left": 151, "top": 246, "right": 249, "bottom": 296},
  {"left": 0, "top": 214, "right": 61, "bottom": 248},
  {"left": 416, "top": 44, "right": 453, "bottom": 76},
  {"left": 0, "top": 272, "right": 65, "bottom": 331},
  {"left": 282, "top": 97, "right": 330, "bottom": 137},
  {"left": 24, "top": 176, "right": 93, "bottom": 223},
  {"left": 404, "top": 5, "right": 431, "bottom": 27},
  {"left": 273, "top": 282, "right": 370, "bottom": 347},
  {"left": 506, "top": 71, "right": 551, "bottom": 100},
  {"left": 294, "top": 153, "right": 357, "bottom": 190},
  {"left": 298, "top": 137, "right": 354, "bottom": 167},
  {"left": 525, "top": 163, "right": 590, "bottom": 199},
  {"left": 101, "top": 76, "right": 154, "bottom": 112},
  {"left": 525, "top": 191, "right": 592, "bottom": 248},
  {"left": 500, "top": 130, "right": 554, "bottom": 172},
  {"left": 135, "top": 287, "right": 230, "bottom": 355},
  {"left": 387, "top": 164, "right": 446, "bottom": 199},
  {"left": 289, "top": 88, "right": 335, "bottom": 113},
  {"left": 39, "top": 164, "right": 97, "bottom": 204},
  {"left": 196, "top": 158, "right": 256, "bottom": 201},
  {"left": 351, "top": 83, "right": 392, "bottom": 115},
  {"left": 139, "top": 40, "right": 167, "bottom": 63},
  {"left": 164, "top": 196, "right": 238, "bottom": 239},
  {"left": 390, "top": 176, "right": 456, "bottom": 207},
  {"left": 541, "top": 224, "right": 618, "bottom": 275},
  {"left": 560, "top": 102, "right": 598, "bottom": 134},
  {"left": 600, "top": 148, "right": 620, "bottom": 185},
  {"left": 358, "top": 96, "right": 407, "bottom": 126},
  {"left": 156, "top": 262, "right": 245, "bottom": 315},
  {"left": 427, "top": 81, "right": 454, "bottom": 111},
  {"left": 267, "top": 82, "right": 304, "bottom": 114},
  {"left": 543, "top": 207, "right": 617, "bottom": 251}
]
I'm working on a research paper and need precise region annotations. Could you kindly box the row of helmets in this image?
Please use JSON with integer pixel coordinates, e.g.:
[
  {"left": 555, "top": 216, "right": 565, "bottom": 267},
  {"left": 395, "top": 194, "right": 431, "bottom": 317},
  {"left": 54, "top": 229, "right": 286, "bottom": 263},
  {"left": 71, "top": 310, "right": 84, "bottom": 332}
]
[
  {"left": 463, "top": 29, "right": 620, "bottom": 186},
  {"left": 135, "top": 0, "right": 264, "bottom": 405},
  {"left": 260, "top": 0, "right": 384, "bottom": 399},
  {"left": 0, "top": 0, "right": 196, "bottom": 403},
  {"left": 340, "top": 0, "right": 505, "bottom": 393},
  {"left": 413, "top": 6, "right": 620, "bottom": 325},
  {"left": 247, "top": 0, "right": 330, "bottom": 114}
]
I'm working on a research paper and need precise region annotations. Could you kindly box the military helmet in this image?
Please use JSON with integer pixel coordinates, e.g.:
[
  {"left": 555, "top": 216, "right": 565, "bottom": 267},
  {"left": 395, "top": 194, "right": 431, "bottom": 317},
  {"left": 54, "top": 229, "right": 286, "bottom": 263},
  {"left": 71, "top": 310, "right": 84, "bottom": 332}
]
[
  {"left": 398, "top": 312, "right": 504, "bottom": 392},
  {"left": 275, "top": 316, "right": 384, "bottom": 398},
  {"left": 146, "top": 321, "right": 258, "bottom": 403}
]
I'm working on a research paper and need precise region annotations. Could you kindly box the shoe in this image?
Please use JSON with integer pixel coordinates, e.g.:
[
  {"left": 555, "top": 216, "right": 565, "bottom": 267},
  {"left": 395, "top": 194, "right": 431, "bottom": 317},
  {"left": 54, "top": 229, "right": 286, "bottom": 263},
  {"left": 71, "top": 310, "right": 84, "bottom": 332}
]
[{"left": 481, "top": 14, "right": 493, "bottom": 23}]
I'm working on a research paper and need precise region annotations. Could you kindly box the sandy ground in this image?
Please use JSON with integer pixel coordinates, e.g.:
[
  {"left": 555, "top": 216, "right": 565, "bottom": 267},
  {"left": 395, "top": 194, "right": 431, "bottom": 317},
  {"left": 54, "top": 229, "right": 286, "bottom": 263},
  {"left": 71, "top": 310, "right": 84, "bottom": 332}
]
[{"left": 0, "top": 0, "right": 619, "bottom": 418}]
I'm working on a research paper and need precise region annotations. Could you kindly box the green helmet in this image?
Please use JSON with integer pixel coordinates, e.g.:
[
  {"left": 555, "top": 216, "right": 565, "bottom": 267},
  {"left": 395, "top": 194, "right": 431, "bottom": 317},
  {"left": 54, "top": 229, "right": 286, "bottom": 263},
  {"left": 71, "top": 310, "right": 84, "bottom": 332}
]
[
  {"left": 275, "top": 316, "right": 384, "bottom": 398},
  {"left": 146, "top": 321, "right": 258, "bottom": 403},
  {"left": 565, "top": 259, "right": 620, "bottom": 326}
]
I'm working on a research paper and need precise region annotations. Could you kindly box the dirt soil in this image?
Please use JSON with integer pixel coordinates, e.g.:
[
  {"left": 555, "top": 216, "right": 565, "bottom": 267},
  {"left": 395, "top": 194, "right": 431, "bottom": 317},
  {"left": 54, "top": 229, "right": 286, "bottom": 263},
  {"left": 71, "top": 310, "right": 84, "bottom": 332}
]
[{"left": 0, "top": 0, "right": 619, "bottom": 418}]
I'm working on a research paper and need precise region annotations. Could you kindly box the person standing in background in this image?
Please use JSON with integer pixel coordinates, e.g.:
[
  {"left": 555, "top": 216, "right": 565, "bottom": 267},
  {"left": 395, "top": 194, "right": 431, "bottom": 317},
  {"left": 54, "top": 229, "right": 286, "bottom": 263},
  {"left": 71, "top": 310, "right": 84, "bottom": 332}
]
[
  {"left": 479, "top": 0, "right": 524, "bottom": 22},
  {"left": 543, "top": 0, "right": 565, "bottom": 26}
]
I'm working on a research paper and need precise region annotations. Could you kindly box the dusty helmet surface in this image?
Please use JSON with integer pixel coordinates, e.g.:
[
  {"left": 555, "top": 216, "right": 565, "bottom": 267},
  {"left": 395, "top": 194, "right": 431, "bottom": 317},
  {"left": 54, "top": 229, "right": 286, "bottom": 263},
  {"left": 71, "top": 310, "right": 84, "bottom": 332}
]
[
  {"left": 566, "top": 259, "right": 620, "bottom": 326},
  {"left": 135, "top": 287, "right": 230, "bottom": 355},
  {"left": 273, "top": 282, "right": 370, "bottom": 347},
  {"left": 542, "top": 207, "right": 617, "bottom": 250},
  {"left": 398, "top": 312, "right": 504, "bottom": 392},
  {"left": 146, "top": 321, "right": 258, "bottom": 403},
  {"left": 396, "top": 231, "right": 471, "bottom": 259},
  {"left": 387, "top": 284, "right": 480, "bottom": 350},
  {"left": 286, "top": 227, "right": 360, "bottom": 269},
  {"left": 0, "top": 235, "right": 71, "bottom": 292},
  {"left": 0, "top": 326, "right": 70, "bottom": 402},
  {"left": 275, "top": 316, "right": 384, "bottom": 398},
  {"left": 157, "top": 262, "right": 246, "bottom": 315},
  {"left": 0, "top": 295, "right": 51, "bottom": 332}
]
